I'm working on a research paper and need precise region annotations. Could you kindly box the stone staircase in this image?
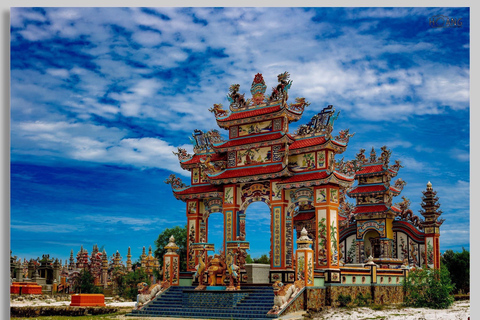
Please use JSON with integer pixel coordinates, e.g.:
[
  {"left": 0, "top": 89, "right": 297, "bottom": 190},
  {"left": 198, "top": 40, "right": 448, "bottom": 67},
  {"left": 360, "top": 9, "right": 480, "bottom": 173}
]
[{"left": 128, "top": 285, "right": 277, "bottom": 319}]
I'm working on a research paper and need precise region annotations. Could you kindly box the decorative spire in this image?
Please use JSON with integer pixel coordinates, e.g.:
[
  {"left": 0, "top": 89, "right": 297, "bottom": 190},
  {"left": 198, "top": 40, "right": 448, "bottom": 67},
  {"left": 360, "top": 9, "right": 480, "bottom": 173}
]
[
  {"left": 126, "top": 247, "right": 132, "bottom": 272},
  {"left": 296, "top": 227, "right": 313, "bottom": 249},
  {"left": 165, "top": 235, "right": 179, "bottom": 253},
  {"left": 420, "top": 181, "right": 444, "bottom": 229}
]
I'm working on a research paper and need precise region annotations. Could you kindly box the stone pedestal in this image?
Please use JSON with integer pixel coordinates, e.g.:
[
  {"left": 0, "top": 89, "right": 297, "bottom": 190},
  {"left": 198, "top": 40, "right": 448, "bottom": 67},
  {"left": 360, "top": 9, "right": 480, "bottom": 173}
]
[
  {"left": 295, "top": 227, "right": 314, "bottom": 286},
  {"left": 245, "top": 264, "right": 270, "bottom": 284},
  {"left": 163, "top": 236, "right": 180, "bottom": 286}
]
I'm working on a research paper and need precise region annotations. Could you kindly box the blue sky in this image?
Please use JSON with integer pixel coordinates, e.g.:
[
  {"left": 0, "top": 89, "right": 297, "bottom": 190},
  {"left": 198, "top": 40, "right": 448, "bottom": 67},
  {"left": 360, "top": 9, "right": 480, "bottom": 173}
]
[{"left": 10, "top": 7, "right": 470, "bottom": 263}]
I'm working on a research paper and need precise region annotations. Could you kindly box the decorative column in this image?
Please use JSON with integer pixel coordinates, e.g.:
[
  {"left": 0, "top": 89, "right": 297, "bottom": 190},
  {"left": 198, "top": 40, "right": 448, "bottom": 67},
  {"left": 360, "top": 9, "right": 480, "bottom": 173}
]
[
  {"left": 270, "top": 181, "right": 290, "bottom": 271},
  {"left": 314, "top": 184, "right": 341, "bottom": 283},
  {"left": 186, "top": 199, "right": 202, "bottom": 272},
  {"left": 163, "top": 236, "right": 180, "bottom": 286},
  {"left": 420, "top": 181, "right": 444, "bottom": 269},
  {"left": 223, "top": 184, "right": 240, "bottom": 259},
  {"left": 295, "top": 228, "right": 314, "bottom": 286}
]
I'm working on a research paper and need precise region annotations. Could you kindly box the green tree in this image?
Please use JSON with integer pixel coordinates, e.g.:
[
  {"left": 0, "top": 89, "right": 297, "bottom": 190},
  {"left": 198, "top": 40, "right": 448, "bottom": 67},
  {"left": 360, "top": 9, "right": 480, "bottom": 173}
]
[
  {"left": 73, "top": 269, "right": 100, "bottom": 294},
  {"left": 245, "top": 254, "right": 270, "bottom": 264},
  {"left": 154, "top": 225, "right": 188, "bottom": 272},
  {"left": 441, "top": 248, "right": 469, "bottom": 294},
  {"left": 403, "top": 266, "right": 454, "bottom": 309},
  {"left": 253, "top": 254, "right": 270, "bottom": 264}
]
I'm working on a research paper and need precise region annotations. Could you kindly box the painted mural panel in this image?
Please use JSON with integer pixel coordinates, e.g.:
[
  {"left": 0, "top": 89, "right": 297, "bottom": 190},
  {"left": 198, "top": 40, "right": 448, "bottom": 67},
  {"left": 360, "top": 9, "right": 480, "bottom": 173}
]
[
  {"left": 409, "top": 239, "right": 420, "bottom": 267},
  {"left": 192, "top": 168, "right": 200, "bottom": 184},
  {"left": 224, "top": 187, "right": 234, "bottom": 204},
  {"left": 419, "top": 244, "right": 426, "bottom": 266},
  {"left": 273, "top": 118, "right": 282, "bottom": 131},
  {"left": 317, "top": 209, "right": 328, "bottom": 266},
  {"left": 237, "top": 146, "right": 272, "bottom": 166},
  {"left": 426, "top": 238, "right": 434, "bottom": 268},
  {"left": 238, "top": 120, "right": 273, "bottom": 136},
  {"left": 272, "top": 145, "right": 282, "bottom": 162},
  {"left": 327, "top": 150, "right": 334, "bottom": 171},
  {"left": 307, "top": 254, "right": 314, "bottom": 285},
  {"left": 187, "top": 201, "right": 197, "bottom": 214},
  {"left": 228, "top": 151, "right": 236, "bottom": 167},
  {"left": 330, "top": 209, "right": 338, "bottom": 266},
  {"left": 330, "top": 189, "right": 338, "bottom": 203},
  {"left": 316, "top": 188, "right": 327, "bottom": 203},
  {"left": 273, "top": 207, "right": 282, "bottom": 267},
  {"left": 200, "top": 169, "right": 208, "bottom": 183},
  {"left": 345, "top": 235, "right": 356, "bottom": 264},
  {"left": 172, "top": 256, "right": 179, "bottom": 284},
  {"left": 272, "top": 181, "right": 282, "bottom": 200},
  {"left": 316, "top": 150, "right": 326, "bottom": 169},
  {"left": 188, "top": 220, "right": 196, "bottom": 270},
  {"left": 397, "top": 232, "right": 409, "bottom": 262},
  {"left": 296, "top": 251, "right": 305, "bottom": 280},
  {"left": 230, "top": 126, "right": 238, "bottom": 138},
  {"left": 288, "top": 152, "right": 316, "bottom": 172}
]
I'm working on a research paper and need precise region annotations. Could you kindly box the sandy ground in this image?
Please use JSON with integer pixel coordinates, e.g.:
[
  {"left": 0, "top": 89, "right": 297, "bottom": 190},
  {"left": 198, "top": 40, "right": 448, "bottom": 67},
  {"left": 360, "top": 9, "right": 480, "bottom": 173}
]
[{"left": 10, "top": 299, "right": 470, "bottom": 320}]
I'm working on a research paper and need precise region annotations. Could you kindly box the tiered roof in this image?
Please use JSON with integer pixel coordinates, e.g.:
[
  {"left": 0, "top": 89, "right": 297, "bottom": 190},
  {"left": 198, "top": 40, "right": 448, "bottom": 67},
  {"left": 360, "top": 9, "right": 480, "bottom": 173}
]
[
  {"left": 347, "top": 147, "right": 406, "bottom": 218},
  {"left": 167, "top": 72, "right": 357, "bottom": 199}
]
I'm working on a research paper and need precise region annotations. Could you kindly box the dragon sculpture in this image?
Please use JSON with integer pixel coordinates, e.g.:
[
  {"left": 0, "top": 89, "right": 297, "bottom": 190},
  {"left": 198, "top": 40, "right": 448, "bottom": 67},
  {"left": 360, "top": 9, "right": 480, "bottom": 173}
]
[
  {"left": 269, "top": 71, "right": 292, "bottom": 102},
  {"left": 164, "top": 174, "right": 187, "bottom": 190},
  {"left": 172, "top": 147, "right": 191, "bottom": 161},
  {"left": 287, "top": 97, "right": 310, "bottom": 112},
  {"left": 209, "top": 104, "right": 229, "bottom": 117},
  {"left": 228, "top": 84, "right": 249, "bottom": 108},
  {"left": 394, "top": 196, "right": 423, "bottom": 229}
]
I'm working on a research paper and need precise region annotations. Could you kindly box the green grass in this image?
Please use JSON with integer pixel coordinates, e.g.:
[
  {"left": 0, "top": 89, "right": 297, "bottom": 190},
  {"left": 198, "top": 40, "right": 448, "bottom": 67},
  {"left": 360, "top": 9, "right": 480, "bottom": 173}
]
[{"left": 11, "top": 308, "right": 131, "bottom": 320}]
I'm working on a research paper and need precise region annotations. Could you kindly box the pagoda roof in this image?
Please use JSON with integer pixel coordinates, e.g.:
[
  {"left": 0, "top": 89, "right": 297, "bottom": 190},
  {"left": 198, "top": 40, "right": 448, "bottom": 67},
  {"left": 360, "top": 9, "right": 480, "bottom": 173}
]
[
  {"left": 391, "top": 205, "right": 401, "bottom": 213},
  {"left": 353, "top": 204, "right": 389, "bottom": 214},
  {"left": 289, "top": 136, "right": 327, "bottom": 150},
  {"left": 348, "top": 184, "right": 387, "bottom": 195},
  {"left": 389, "top": 185, "right": 402, "bottom": 194},
  {"left": 173, "top": 184, "right": 223, "bottom": 201},
  {"left": 285, "top": 135, "right": 348, "bottom": 155},
  {"left": 181, "top": 153, "right": 225, "bottom": 165},
  {"left": 355, "top": 164, "right": 385, "bottom": 175},
  {"left": 213, "top": 132, "right": 285, "bottom": 150},
  {"left": 217, "top": 105, "right": 282, "bottom": 122},
  {"left": 279, "top": 171, "right": 329, "bottom": 184},
  {"left": 208, "top": 163, "right": 289, "bottom": 184},
  {"left": 276, "top": 170, "right": 354, "bottom": 189}
]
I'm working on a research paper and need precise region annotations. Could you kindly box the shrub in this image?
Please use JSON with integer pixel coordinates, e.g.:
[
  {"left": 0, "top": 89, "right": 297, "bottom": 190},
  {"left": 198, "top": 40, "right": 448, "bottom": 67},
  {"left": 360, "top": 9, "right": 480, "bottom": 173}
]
[
  {"left": 337, "top": 294, "right": 352, "bottom": 307},
  {"left": 355, "top": 292, "right": 372, "bottom": 306},
  {"left": 403, "top": 266, "right": 454, "bottom": 309}
]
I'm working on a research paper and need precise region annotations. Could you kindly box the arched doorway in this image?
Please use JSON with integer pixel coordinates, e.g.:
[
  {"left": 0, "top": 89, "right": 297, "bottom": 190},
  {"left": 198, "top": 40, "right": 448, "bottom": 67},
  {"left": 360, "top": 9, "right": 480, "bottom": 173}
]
[
  {"left": 364, "top": 230, "right": 381, "bottom": 258},
  {"left": 244, "top": 201, "right": 271, "bottom": 261},
  {"left": 206, "top": 212, "right": 224, "bottom": 254}
]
